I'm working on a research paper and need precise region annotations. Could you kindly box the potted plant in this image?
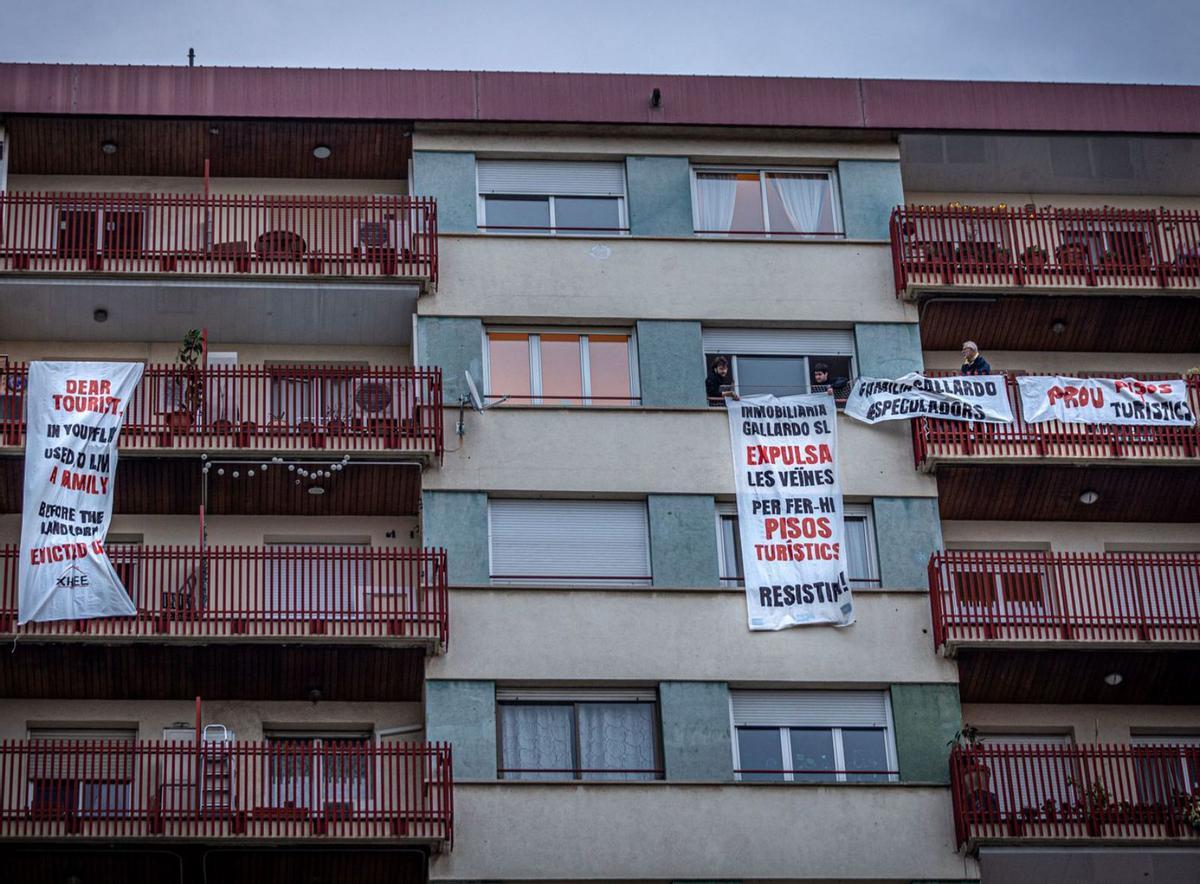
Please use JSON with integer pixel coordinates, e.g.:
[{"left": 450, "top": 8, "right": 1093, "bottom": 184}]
[
  {"left": 1055, "top": 242, "right": 1092, "bottom": 272},
  {"left": 1021, "top": 245, "right": 1049, "bottom": 270},
  {"left": 167, "top": 329, "right": 204, "bottom": 435},
  {"left": 1068, "top": 775, "right": 1114, "bottom": 835},
  {"left": 1179, "top": 793, "right": 1200, "bottom": 833},
  {"left": 949, "top": 725, "right": 995, "bottom": 798}
]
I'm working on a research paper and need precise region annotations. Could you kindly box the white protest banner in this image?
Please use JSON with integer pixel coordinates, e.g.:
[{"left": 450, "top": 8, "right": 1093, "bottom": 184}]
[
  {"left": 1017, "top": 375, "right": 1196, "bottom": 427},
  {"left": 19, "top": 361, "right": 144, "bottom": 624},
  {"left": 844, "top": 373, "right": 1014, "bottom": 425},
  {"left": 726, "top": 393, "right": 853, "bottom": 631}
]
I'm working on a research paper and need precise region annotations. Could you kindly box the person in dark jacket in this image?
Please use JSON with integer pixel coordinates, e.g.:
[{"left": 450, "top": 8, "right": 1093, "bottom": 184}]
[
  {"left": 811, "top": 362, "right": 851, "bottom": 399},
  {"left": 961, "top": 341, "right": 991, "bottom": 375},
  {"left": 706, "top": 356, "right": 734, "bottom": 404}
]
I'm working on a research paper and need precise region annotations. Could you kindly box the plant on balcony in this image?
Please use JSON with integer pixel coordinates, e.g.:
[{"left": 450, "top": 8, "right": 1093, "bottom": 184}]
[
  {"left": 949, "top": 725, "right": 996, "bottom": 806},
  {"left": 1020, "top": 245, "right": 1049, "bottom": 270},
  {"left": 955, "top": 238, "right": 1009, "bottom": 269},
  {"left": 1055, "top": 243, "right": 1092, "bottom": 272},
  {"left": 1099, "top": 246, "right": 1153, "bottom": 272},
  {"left": 1182, "top": 794, "right": 1200, "bottom": 832},
  {"left": 167, "top": 329, "right": 205, "bottom": 434}
]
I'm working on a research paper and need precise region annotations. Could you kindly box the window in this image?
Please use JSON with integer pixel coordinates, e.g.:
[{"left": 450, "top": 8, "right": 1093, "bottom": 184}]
[
  {"left": 265, "top": 731, "right": 374, "bottom": 810},
  {"left": 477, "top": 160, "right": 627, "bottom": 234},
  {"left": 27, "top": 727, "right": 136, "bottom": 816},
  {"left": 702, "top": 328, "right": 855, "bottom": 405},
  {"left": 264, "top": 540, "right": 369, "bottom": 620},
  {"left": 104, "top": 534, "right": 143, "bottom": 603},
  {"left": 717, "top": 503, "right": 879, "bottom": 588},
  {"left": 730, "top": 691, "right": 897, "bottom": 783},
  {"left": 975, "top": 732, "right": 1074, "bottom": 815},
  {"left": 484, "top": 329, "right": 639, "bottom": 406},
  {"left": 497, "top": 689, "right": 660, "bottom": 781},
  {"left": 1131, "top": 734, "right": 1200, "bottom": 805},
  {"left": 943, "top": 544, "right": 1052, "bottom": 616},
  {"left": 489, "top": 499, "right": 651, "bottom": 586},
  {"left": 692, "top": 167, "right": 841, "bottom": 237}
]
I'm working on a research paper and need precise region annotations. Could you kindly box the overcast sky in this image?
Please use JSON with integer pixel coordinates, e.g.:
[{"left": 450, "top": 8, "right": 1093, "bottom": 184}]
[{"left": 2, "top": 0, "right": 1198, "bottom": 84}]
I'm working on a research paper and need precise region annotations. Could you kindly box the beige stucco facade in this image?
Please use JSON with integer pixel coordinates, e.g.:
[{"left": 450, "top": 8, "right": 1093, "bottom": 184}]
[{"left": 963, "top": 703, "right": 1200, "bottom": 744}]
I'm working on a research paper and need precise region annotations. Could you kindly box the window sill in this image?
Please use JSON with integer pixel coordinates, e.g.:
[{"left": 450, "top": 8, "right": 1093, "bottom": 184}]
[
  {"left": 449, "top": 582, "right": 911, "bottom": 594},
  {"left": 455, "top": 777, "right": 942, "bottom": 788},
  {"left": 446, "top": 231, "right": 890, "bottom": 246}
]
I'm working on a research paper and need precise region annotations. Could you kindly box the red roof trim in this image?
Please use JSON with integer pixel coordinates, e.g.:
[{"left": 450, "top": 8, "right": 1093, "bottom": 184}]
[{"left": 1, "top": 64, "right": 1198, "bottom": 134}]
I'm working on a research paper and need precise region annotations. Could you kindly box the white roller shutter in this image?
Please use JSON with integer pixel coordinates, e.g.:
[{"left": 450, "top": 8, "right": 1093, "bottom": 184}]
[
  {"left": 702, "top": 328, "right": 856, "bottom": 356},
  {"left": 478, "top": 160, "right": 626, "bottom": 196},
  {"left": 730, "top": 690, "right": 890, "bottom": 728},
  {"left": 489, "top": 499, "right": 651, "bottom": 585},
  {"left": 28, "top": 727, "right": 137, "bottom": 741},
  {"left": 27, "top": 727, "right": 137, "bottom": 780}
]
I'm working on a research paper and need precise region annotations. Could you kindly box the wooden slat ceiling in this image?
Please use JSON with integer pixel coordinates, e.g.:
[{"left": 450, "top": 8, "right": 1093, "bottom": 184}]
[
  {"left": 958, "top": 648, "right": 1200, "bottom": 704},
  {"left": 0, "top": 642, "right": 425, "bottom": 701},
  {"left": 936, "top": 464, "right": 1200, "bottom": 521},
  {"left": 5, "top": 116, "right": 412, "bottom": 179},
  {"left": 918, "top": 293, "right": 1200, "bottom": 352},
  {"left": 0, "top": 456, "right": 422, "bottom": 516},
  {"left": 7, "top": 847, "right": 426, "bottom": 884}
]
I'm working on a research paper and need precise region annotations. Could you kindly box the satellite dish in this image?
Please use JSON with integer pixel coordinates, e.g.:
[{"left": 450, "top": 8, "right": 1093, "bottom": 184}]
[{"left": 463, "top": 371, "right": 508, "bottom": 412}]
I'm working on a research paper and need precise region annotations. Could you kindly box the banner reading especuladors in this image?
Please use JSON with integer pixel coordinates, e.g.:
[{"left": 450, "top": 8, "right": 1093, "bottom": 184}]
[
  {"left": 19, "top": 361, "right": 144, "bottom": 624},
  {"left": 843, "top": 373, "right": 1014, "bottom": 424},
  {"left": 1016, "top": 375, "right": 1196, "bottom": 427},
  {"left": 727, "top": 393, "right": 853, "bottom": 631}
]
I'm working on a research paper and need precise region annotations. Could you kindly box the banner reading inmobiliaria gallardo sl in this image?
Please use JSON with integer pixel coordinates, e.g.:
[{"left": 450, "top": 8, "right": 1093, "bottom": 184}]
[
  {"left": 19, "top": 362, "right": 143, "bottom": 624},
  {"left": 726, "top": 393, "right": 853, "bottom": 631}
]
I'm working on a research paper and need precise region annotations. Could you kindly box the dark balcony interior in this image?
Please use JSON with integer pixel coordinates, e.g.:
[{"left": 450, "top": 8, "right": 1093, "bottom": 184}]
[
  {"left": 6, "top": 847, "right": 428, "bottom": 884},
  {"left": 0, "top": 457, "right": 423, "bottom": 516},
  {"left": 919, "top": 293, "right": 1200, "bottom": 352},
  {"left": 936, "top": 463, "right": 1200, "bottom": 522},
  {"left": 4, "top": 116, "right": 412, "bottom": 179},
  {"left": 0, "top": 642, "right": 425, "bottom": 701},
  {"left": 957, "top": 647, "right": 1200, "bottom": 704}
]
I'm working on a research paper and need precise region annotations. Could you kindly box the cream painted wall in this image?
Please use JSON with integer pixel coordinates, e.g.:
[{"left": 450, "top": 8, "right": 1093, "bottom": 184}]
[
  {"left": 427, "top": 589, "right": 953, "bottom": 683},
  {"left": 0, "top": 340, "right": 410, "bottom": 365},
  {"left": 8, "top": 175, "right": 406, "bottom": 196},
  {"left": 424, "top": 406, "right": 935, "bottom": 498},
  {"left": 413, "top": 130, "right": 900, "bottom": 163},
  {"left": 905, "top": 190, "right": 1200, "bottom": 212},
  {"left": 425, "top": 236, "right": 915, "bottom": 324},
  {"left": 431, "top": 782, "right": 976, "bottom": 881},
  {"left": 943, "top": 520, "right": 1200, "bottom": 553},
  {"left": 923, "top": 350, "right": 1200, "bottom": 375},
  {"left": 963, "top": 703, "right": 1200, "bottom": 744},
  {"left": 0, "top": 698, "right": 421, "bottom": 741}
]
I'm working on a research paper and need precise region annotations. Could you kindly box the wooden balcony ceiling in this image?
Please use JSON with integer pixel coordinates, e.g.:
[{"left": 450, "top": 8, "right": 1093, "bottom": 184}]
[
  {"left": 4, "top": 116, "right": 411, "bottom": 179},
  {"left": 958, "top": 647, "right": 1200, "bottom": 704},
  {"left": 920, "top": 293, "right": 1200, "bottom": 352},
  {"left": 0, "top": 456, "right": 422, "bottom": 516},
  {"left": 936, "top": 464, "right": 1200, "bottom": 521},
  {"left": 0, "top": 642, "right": 425, "bottom": 701},
  {"left": 7, "top": 847, "right": 426, "bottom": 884}
]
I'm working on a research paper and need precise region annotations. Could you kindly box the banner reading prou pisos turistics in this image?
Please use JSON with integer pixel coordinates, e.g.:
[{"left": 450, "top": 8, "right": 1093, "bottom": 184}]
[
  {"left": 726, "top": 393, "right": 853, "bottom": 631},
  {"left": 19, "top": 361, "right": 144, "bottom": 624}
]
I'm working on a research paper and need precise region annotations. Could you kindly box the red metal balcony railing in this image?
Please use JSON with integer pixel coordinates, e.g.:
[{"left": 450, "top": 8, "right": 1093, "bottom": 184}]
[
  {"left": 0, "top": 363, "right": 443, "bottom": 457},
  {"left": 0, "top": 191, "right": 437, "bottom": 283},
  {"left": 950, "top": 743, "right": 1200, "bottom": 847},
  {"left": 890, "top": 205, "right": 1200, "bottom": 294},
  {"left": 928, "top": 550, "right": 1200, "bottom": 651},
  {"left": 0, "top": 739, "right": 453, "bottom": 845},
  {"left": 912, "top": 372, "right": 1200, "bottom": 469},
  {"left": 0, "top": 545, "right": 449, "bottom": 647}
]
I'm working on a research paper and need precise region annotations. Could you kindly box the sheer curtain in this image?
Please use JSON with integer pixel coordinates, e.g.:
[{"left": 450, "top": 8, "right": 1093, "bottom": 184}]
[
  {"left": 695, "top": 174, "right": 738, "bottom": 233},
  {"left": 843, "top": 517, "right": 876, "bottom": 587},
  {"left": 500, "top": 705, "right": 574, "bottom": 780},
  {"left": 577, "top": 703, "right": 656, "bottom": 781},
  {"left": 770, "top": 174, "right": 828, "bottom": 234}
]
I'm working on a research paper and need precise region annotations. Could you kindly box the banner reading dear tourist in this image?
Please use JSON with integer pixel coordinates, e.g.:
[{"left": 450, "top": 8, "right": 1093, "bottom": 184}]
[
  {"left": 844, "top": 373, "right": 1014, "bottom": 424},
  {"left": 727, "top": 393, "right": 853, "bottom": 631},
  {"left": 1016, "top": 375, "right": 1196, "bottom": 427},
  {"left": 19, "top": 361, "right": 144, "bottom": 624}
]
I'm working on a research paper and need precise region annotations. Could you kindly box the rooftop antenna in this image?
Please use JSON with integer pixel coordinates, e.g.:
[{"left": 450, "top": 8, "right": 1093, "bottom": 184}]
[
  {"left": 188, "top": 48, "right": 195, "bottom": 67},
  {"left": 457, "top": 371, "right": 507, "bottom": 437}
]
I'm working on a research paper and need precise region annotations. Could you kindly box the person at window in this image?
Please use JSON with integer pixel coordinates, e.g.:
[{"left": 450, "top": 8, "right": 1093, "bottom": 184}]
[
  {"left": 811, "top": 362, "right": 850, "bottom": 399},
  {"left": 960, "top": 341, "right": 991, "bottom": 376},
  {"left": 706, "top": 356, "right": 735, "bottom": 404}
]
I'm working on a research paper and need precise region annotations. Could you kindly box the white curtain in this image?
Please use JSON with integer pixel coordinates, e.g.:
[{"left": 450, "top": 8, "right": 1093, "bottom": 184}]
[
  {"left": 695, "top": 174, "right": 738, "bottom": 233},
  {"left": 265, "top": 545, "right": 365, "bottom": 621},
  {"left": 843, "top": 517, "right": 873, "bottom": 586},
  {"left": 770, "top": 174, "right": 827, "bottom": 234},
  {"left": 577, "top": 703, "right": 656, "bottom": 781},
  {"left": 500, "top": 705, "right": 574, "bottom": 780}
]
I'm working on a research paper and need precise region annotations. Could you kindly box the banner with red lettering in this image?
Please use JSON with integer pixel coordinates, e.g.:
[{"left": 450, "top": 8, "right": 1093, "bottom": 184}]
[
  {"left": 726, "top": 393, "right": 853, "bottom": 631},
  {"left": 1016, "top": 376, "right": 1196, "bottom": 426},
  {"left": 19, "top": 361, "right": 144, "bottom": 624}
]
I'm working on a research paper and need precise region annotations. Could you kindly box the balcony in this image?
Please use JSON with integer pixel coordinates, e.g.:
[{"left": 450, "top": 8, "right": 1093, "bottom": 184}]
[
  {"left": 0, "top": 191, "right": 437, "bottom": 284},
  {"left": 951, "top": 743, "right": 1199, "bottom": 849},
  {"left": 929, "top": 550, "right": 1200, "bottom": 653},
  {"left": 891, "top": 205, "right": 1200, "bottom": 297},
  {"left": 0, "top": 739, "right": 453, "bottom": 848},
  {"left": 0, "top": 363, "right": 443, "bottom": 459}
]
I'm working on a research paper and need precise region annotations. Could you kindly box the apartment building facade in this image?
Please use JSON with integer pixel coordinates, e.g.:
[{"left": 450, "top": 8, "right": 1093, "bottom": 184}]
[{"left": 0, "top": 66, "right": 1195, "bottom": 884}]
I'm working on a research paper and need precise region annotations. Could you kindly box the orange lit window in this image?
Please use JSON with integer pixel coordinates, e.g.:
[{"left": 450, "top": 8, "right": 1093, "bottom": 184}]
[{"left": 484, "top": 331, "right": 638, "bottom": 406}]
